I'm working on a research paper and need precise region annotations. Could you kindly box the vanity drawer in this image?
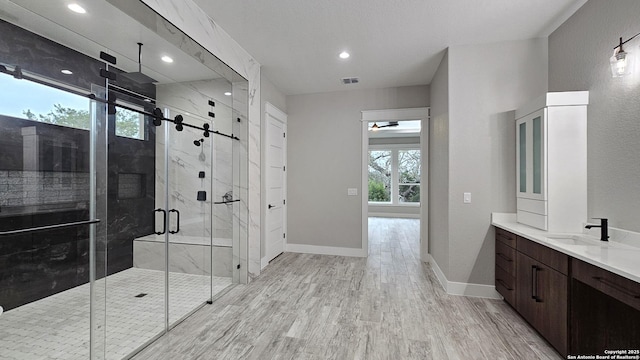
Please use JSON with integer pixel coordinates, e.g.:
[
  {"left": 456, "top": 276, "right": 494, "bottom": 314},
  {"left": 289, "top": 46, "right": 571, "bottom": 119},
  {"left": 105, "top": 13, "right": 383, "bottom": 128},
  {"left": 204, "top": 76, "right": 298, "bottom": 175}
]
[
  {"left": 495, "top": 227, "right": 516, "bottom": 248},
  {"left": 495, "top": 240, "right": 516, "bottom": 274},
  {"left": 572, "top": 258, "right": 640, "bottom": 312},
  {"left": 517, "top": 236, "right": 568, "bottom": 275},
  {"left": 495, "top": 266, "right": 516, "bottom": 306}
]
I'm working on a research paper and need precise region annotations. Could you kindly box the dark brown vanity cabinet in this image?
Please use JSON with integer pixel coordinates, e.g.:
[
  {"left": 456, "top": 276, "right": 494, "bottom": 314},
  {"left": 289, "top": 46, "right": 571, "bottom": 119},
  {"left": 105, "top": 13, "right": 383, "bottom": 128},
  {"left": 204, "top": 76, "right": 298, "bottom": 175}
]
[
  {"left": 494, "top": 229, "right": 569, "bottom": 357},
  {"left": 495, "top": 228, "right": 517, "bottom": 305},
  {"left": 570, "top": 258, "right": 640, "bottom": 355},
  {"left": 515, "top": 243, "right": 568, "bottom": 357}
]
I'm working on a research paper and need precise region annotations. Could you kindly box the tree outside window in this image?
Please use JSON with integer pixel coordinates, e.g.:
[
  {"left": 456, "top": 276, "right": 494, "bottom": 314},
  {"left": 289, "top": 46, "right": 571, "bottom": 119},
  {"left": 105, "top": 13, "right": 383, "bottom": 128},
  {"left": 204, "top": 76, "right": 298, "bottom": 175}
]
[
  {"left": 368, "top": 147, "right": 420, "bottom": 205},
  {"left": 398, "top": 150, "right": 420, "bottom": 203},
  {"left": 368, "top": 150, "right": 391, "bottom": 202}
]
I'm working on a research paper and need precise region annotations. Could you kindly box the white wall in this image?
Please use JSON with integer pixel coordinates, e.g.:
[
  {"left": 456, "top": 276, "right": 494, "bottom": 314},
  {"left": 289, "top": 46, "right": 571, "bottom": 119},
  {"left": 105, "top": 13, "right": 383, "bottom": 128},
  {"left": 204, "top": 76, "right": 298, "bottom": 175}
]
[
  {"left": 548, "top": 0, "right": 640, "bottom": 232},
  {"left": 429, "top": 39, "right": 548, "bottom": 289},
  {"left": 287, "top": 85, "right": 429, "bottom": 250},
  {"left": 140, "top": 0, "right": 263, "bottom": 278},
  {"left": 261, "top": 73, "right": 287, "bottom": 114},
  {"left": 447, "top": 39, "right": 547, "bottom": 285},
  {"left": 260, "top": 73, "right": 287, "bottom": 258}
]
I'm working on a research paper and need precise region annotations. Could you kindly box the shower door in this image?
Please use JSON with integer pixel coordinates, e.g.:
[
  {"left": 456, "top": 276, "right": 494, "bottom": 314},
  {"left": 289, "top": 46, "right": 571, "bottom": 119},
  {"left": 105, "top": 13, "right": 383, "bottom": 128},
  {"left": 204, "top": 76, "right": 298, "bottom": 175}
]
[
  {"left": 157, "top": 107, "right": 213, "bottom": 327},
  {"left": 0, "top": 66, "right": 108, "bottom": 359}
]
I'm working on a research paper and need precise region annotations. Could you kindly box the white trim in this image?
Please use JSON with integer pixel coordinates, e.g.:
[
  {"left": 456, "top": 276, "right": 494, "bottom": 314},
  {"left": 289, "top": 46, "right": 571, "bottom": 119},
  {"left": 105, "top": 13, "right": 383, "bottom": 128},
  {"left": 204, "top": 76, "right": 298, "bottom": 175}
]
[
  {"left": 446, "top": 281, "right": 502, "bottom": 299},
  {"left": 427, "top": 254, "right": 502, "bottom": 299},
  {"left": 286, "top": 243, "right": 367, "bottom": 257},
  {"left": 361, "top": 107, "right": 429, "bottom": 122},
  {"left": 369, "top": 144, "right": 420, "bottom": 150},
  {"left": 362, "top": 108, "right": 430, "bottom": 263},
  {"left": 260, "top": 256, "right": 269, "bottom": 270},
  {"left": 427, "top": 254, "right": 448, "bottom": 291},
  {"left": 266, "top": 102, "right": 287, "bottom": 121},
  {"left": 368, "top": 202, "right": 420, "bottom": 207},
  {"left": 368, "top": 212, "right": 420, "bottom": 219},
  {"left": 361, "top": 121, "right": 369, "bottom": 258}
]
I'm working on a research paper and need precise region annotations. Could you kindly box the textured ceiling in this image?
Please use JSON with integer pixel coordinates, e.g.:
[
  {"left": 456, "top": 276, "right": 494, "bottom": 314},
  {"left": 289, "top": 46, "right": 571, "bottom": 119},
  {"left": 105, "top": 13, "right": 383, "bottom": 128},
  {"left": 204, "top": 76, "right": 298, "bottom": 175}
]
[{"left": 193, "top": 0, "right": 587, "bottom": 95}]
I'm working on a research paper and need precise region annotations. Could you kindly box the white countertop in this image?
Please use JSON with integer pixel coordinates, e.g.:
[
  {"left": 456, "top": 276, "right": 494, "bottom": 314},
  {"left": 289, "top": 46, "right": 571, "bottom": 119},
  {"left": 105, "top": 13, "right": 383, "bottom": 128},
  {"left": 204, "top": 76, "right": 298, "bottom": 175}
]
[{"left": 492, "top": 213, "right": 640, "bottom": 284}]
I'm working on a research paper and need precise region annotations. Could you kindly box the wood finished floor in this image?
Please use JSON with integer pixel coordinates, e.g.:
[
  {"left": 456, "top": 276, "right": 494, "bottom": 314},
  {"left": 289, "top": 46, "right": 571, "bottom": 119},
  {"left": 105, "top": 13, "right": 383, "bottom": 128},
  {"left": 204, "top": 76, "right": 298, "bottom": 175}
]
[{"left": 133, "top": 217, "right": 561, "bottom": 360}]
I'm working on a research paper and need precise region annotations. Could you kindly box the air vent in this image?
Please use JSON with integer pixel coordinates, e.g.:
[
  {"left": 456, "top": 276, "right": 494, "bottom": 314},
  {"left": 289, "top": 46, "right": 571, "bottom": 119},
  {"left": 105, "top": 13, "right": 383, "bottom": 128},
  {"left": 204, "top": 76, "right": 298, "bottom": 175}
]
[{"left": 341, "top": 77, "right": 359, "bottom": 85}]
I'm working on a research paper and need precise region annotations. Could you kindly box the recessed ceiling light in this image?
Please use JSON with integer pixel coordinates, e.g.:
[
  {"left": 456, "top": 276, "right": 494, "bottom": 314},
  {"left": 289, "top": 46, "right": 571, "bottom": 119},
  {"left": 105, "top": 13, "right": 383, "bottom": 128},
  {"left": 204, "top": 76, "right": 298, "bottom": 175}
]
[
  {"left": 61, "top": 69, "right": 73, "bottom": 75},
  {"left": 339, "top": 51, "right": 350, "bottom": 59},
  {"left": 224, "top": 92, "right": 232, "bottom": 96},
  {"left": 161, "top": 55, "right": 173, "bottom": 63},
  {"left": 67, "top": 3, "right": 86, "bottom": 14}
]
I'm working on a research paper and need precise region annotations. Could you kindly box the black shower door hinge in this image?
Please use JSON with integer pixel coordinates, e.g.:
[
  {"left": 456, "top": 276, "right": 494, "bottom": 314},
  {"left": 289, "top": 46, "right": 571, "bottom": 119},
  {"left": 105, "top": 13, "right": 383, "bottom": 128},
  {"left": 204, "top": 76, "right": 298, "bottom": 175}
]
[
  {"left": 99, "top": 69, "right": 117, "bottom": 81},
  {"left": 283, "top": 233, "right": 286, "bottom": 239}
]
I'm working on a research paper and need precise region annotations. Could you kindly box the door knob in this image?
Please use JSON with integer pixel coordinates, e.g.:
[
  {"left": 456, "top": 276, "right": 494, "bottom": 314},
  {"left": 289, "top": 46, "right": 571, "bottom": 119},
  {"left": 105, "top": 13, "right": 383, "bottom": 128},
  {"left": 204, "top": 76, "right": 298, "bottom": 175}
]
[{"left": 268, "top": 204, "right": 274, "bottom": 209}]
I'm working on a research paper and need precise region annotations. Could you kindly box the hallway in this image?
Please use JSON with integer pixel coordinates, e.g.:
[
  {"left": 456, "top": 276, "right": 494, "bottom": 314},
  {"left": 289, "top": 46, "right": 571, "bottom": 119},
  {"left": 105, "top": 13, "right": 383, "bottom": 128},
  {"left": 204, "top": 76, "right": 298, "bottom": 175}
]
[{"left": 134, "top": 218, "right": 560, "bottom": 359}]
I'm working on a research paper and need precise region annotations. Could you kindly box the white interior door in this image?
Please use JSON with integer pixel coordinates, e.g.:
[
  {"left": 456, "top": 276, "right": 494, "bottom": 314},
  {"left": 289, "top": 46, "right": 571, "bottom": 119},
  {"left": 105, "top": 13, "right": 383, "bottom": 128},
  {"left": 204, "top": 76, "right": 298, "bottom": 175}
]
[{"left": 265, "top": 104, "right": 287, "bottom": 262}]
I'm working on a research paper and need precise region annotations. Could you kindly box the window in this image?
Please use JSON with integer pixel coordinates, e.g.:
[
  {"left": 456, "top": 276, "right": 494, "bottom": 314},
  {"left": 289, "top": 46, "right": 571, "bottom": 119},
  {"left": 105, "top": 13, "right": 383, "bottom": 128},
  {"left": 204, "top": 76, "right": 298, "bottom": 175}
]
[
  {"left": 368, "top": 150, "right": 391, "bottom": 202},
  {"left": 0, "top": 72, "right": 90, "bottom": 130},
  {"left": 398, "top": 149, "right": 420, "bottom": 203},
  {"left": 115, "top": 101, "right": 146, "bottom": 140},
  {"left": 368, "top": 146, "right": 420, "bottom": 205}
]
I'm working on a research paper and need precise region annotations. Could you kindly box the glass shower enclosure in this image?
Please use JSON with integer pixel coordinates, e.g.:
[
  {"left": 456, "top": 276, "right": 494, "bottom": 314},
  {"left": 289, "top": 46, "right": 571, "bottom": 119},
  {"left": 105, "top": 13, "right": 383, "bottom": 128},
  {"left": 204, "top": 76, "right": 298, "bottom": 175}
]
[{"left": 0, "top": 0, "right": 249, "bottom": 359}]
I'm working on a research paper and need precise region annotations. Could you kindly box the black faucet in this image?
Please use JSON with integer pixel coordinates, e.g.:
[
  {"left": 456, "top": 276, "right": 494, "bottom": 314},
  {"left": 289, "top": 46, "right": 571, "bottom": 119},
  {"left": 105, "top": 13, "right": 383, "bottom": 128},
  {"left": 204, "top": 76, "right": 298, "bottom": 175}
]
[{"left": 585, "top": 218, "right": 609, "bottom": 241}]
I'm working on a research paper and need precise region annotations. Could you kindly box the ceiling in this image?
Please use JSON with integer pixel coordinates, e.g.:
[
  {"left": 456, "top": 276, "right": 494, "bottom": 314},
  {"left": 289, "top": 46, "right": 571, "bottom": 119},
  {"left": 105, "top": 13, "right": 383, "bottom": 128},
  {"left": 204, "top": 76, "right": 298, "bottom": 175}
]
[
  {"left": 2, "top": 0, "right": 223, "bottom": 84},
  {"left": 369, "top": 120, "right": 420, "bottom": 139},
  {"left": 193, "top": 0, "right": 587, "bottom": 95}
]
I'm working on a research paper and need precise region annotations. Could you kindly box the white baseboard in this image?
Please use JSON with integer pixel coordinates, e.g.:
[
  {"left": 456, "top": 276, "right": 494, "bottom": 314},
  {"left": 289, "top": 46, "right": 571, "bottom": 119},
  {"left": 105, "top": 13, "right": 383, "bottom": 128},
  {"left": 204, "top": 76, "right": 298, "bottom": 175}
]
[
  {"left": 260, "top": 256, "right": 269, "bottom": 270},
  {"left": 426, "top": 254, "right": 501, "bottom": 299},
  {"left": 368, "top": 212, "right": 420, "bottom": 219},
  {"left": 286, "top": 243, "right": 367, "bottom": 257}
]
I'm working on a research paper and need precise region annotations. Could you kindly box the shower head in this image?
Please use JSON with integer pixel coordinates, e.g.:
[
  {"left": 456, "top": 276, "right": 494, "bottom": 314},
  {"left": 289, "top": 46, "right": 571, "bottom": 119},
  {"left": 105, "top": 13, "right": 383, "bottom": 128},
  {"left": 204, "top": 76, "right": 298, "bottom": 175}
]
[
  {"left": 194, "top": 138, "right": 204, "bottom": 147},
  {"left": 120, "top": 43, "right": 157, "bottom": 84}
]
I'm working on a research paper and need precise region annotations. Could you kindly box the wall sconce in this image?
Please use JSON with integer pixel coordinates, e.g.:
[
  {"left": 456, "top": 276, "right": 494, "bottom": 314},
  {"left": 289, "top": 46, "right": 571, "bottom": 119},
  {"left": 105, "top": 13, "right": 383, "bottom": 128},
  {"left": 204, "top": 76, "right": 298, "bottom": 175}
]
[{"left": 610, "top": 32, "right": 640, "bottom": 77}]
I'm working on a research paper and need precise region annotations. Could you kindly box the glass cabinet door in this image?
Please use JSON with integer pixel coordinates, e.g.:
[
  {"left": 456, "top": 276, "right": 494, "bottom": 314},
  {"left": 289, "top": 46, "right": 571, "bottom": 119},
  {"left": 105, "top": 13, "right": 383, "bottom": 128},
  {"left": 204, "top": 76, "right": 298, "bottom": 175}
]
[
  {"left": 516, "top": 108, "right": 546, "bottom": 200},
  {"left": 518, "top": 120, "right": 527, "bottom": 194}
]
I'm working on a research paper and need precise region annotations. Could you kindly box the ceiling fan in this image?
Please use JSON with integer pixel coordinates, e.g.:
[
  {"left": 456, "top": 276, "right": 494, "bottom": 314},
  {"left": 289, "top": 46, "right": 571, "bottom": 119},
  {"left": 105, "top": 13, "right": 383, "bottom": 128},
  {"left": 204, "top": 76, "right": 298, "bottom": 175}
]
[{"left": 370, "top": 121, "right": 399, "bottom": 130}]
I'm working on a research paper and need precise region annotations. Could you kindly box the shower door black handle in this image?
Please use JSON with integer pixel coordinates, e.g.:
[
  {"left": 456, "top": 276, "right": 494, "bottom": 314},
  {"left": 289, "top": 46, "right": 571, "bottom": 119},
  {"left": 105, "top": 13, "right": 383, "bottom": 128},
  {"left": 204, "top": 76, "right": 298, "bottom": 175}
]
[
  {"left": 154, "top": 208, "right": 167, "bottom": 235},
  {"left": 169, "top": 209, "right": 180, "bottom": 234},
  {"left": 268, "top": 204, "right": 274, "bottom": 209}
]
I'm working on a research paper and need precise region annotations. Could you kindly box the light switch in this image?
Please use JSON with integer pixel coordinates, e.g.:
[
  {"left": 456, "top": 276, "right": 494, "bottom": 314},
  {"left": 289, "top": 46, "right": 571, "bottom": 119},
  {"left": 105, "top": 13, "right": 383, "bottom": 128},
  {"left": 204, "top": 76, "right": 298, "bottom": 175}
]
[
  {"left": 463, "top": 192, "right": 471, "bottom": 203},
  {"left": 347, "top": 188, "right": 358, "bottom": 196}
]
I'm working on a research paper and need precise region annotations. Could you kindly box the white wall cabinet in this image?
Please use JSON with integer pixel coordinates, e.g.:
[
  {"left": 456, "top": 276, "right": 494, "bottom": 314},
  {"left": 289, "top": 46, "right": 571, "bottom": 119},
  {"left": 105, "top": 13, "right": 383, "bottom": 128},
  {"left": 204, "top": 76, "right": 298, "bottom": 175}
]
[{"left": 515, "top": 91, "right": 588, "bottom": 232}]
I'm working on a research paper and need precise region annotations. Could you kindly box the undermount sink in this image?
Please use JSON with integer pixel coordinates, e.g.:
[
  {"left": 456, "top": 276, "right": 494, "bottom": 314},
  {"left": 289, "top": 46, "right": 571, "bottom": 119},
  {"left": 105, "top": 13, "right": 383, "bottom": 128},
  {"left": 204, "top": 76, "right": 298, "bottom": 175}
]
[{"left": 546, "top": 235, "right": 601, "bottom": 247}]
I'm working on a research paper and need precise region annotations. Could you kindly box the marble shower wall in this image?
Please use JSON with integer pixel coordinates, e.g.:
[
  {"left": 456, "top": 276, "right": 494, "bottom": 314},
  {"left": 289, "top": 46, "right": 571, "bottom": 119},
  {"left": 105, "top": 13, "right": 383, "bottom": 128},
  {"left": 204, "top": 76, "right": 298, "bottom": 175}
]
[
  {"left": 156, "top": 80, "right": 234, "bottom": 241},
  {"left": 140, "top": 0, "right": 262, "bottom": 280}
]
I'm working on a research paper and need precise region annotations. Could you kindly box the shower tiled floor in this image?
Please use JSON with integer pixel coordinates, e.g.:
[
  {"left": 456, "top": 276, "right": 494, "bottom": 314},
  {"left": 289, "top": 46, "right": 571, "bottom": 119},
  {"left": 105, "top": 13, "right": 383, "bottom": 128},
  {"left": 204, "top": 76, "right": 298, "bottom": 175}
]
[{"left": 0, "top": 268, "right": 232, "bottom": 360}]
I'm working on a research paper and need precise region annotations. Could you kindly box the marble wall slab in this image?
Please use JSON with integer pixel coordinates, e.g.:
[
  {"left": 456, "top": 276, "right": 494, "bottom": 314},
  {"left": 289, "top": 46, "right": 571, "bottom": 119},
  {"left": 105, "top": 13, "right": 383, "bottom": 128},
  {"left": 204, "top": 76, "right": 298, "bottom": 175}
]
[
  {"left": 141, "top": 0, "right": 262, "bottom": 279},
  {"left": 133, "top": 240, "right": 232, "bottom": 277},
  {"left": 156, "top": 80, "right": 234, "bottom": 241}
]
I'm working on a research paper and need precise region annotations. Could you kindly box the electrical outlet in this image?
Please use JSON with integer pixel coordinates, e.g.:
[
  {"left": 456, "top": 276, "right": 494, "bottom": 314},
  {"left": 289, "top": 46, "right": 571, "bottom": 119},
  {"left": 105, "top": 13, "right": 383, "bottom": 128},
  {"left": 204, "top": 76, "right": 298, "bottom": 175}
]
[{"left": 347, "top": 188, "right": 358, "bottom": 196}]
